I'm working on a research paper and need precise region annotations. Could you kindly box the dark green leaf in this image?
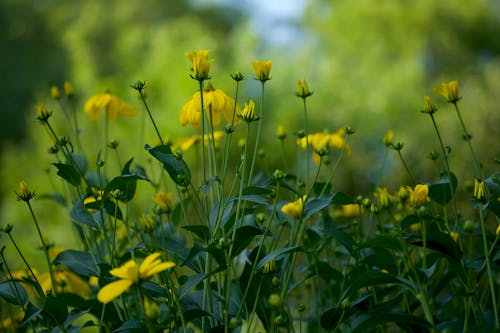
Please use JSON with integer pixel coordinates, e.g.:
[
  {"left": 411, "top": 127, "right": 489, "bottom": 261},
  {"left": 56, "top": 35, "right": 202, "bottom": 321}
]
[
  {"left": 53, "top": 163, "right": 81, "bottom": 187},
  {"left": 331, "top": 192, "right": 355, "bottom": 205},
  {"left": 0, "top": 280, "right": 28, "bottom": 305},
  {"left": 113, "top": 319, "right": 143, "bottom": 332},
  {"left": 104, "top": 173, "right": 148, "bottom": 202},
  {"left": 320, "top": 307, "right": 345, "bottom": 331},
  {"left": 70, "top": 199, "right": 99, "bottom": 228},
  {"left": 140, "top": 280, "right": 169, "bottom": 297},
  {"left": 183, "top": 225, "right": 210, "bottom": 243},
  {"left": 53, "top": 250, "right": 99, "bottom": 277},
  {"left": 231, "top": 225, "right": 264, "bottom": 258},
  {"left": 342, "top": 271, "right": 409, "bottom": 301},
  {"left": 361, "top": 235, "right": 403, "bottom": 251},
  {"left": 351, "top": 312, "right": 432, "bottom": 333},
  {"left": 411, "top": 231, "right": 462, "bottom": 262},
  {"left": 303, "top": 196, "right": 333, "bottom": 217},
  {"left": 64, "top": 308, "right": 90, "bottom": 328},
  {"left": 401, "top": 214, "right": 419, "bottom": 231},
  {"left": 428, "top": 172, "right": 457, "bottom": 205},
  {"left": 145, "top": 144, "right": 191, "bottom": 186},
  {"left": 256, "top": 246, "right": 302, "bottom": 270},
  {"left": 42, "top": 295, "right": 69, "bottom": 326},
  {"left": 178, "top": 273, "right": 207, "bottom": 301}
]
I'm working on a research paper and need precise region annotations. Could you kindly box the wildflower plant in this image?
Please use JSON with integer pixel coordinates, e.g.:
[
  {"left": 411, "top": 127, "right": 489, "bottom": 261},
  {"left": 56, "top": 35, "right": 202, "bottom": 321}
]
[{"left": 0, "top": 50, "right": 499, "bottom": 333}]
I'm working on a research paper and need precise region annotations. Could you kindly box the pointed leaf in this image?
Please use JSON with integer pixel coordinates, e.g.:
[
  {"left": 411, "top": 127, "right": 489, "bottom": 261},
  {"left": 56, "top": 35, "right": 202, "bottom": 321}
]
[
  {"left": 256, "top": 246, "right": 302, "bottom": 270},
  {"left": 178, "top": 273, "right": 208, "bottom": 301},
  {"left": 428, "top": 172, "right": 457, "bottom": 205},
  {"left": 53, "top": 163, "right": 81, "bottom": 187},
  {"left": 70, "top": 199, "right": 99, "bottom": 228},
  {"left": 145, "top": 144, "right": 191, "bottom": 186},
  {"left": 0, "top": 281, "right": 28, "bottom": 305},
  {"left": 231, "top": 225, "right": 264, "bottom": 258},
  {"left": 183, "top": 225, "right": 210, "bottom": 243},
  {"left": 53, "top": 250, "right": 99, "bottom": 277}
]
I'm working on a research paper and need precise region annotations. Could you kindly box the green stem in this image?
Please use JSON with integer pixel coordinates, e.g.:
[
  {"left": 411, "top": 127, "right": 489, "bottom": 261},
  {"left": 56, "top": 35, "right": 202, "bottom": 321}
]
[
  {"left": 429, "top": 113, "right": 459, "bottom": 225},
  {"left": 453, "top": 102, "right": 482, "bottom": 177},
  {"left": 139, "top": 90, "right": 164, "bottom": 144},
  {"left": 478, "top": 203, "right": 499, "bottom": 329},
  {"left": 397, "top": 149, "right": 416, "bottom": 185},
  {"left": 26, "top": 201, "right": 57, "bottom": 294},
  {"left": 302, "top": 98, "right": 311, "bottom": 188},
  {"left": 248, "top": 82, "right": 266, "bottom": 186}
]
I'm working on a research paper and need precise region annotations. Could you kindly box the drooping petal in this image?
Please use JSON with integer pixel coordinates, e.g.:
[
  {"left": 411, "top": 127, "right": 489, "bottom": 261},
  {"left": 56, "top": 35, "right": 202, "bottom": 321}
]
[
  {"left": 97, "top": 279, "right": 134, "bottom": 304},
  {"left": 139, "top": 253, "right": 162, "bottom": 277},
  {"left": 141, "top": 261, "right": 176, "bottom": 279}
]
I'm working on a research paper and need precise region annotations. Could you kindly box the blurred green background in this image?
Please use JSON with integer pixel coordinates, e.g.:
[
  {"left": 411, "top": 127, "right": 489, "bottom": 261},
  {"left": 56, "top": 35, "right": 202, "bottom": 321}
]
[{"left": 1, "top": 0, "right": 500, "bottom": 264}]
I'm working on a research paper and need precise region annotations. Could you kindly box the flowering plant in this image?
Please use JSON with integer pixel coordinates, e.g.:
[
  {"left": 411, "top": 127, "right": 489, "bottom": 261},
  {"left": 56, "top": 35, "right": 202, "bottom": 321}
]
[{"left": 1, "top": 52, "right": 499, "bottom": 333}]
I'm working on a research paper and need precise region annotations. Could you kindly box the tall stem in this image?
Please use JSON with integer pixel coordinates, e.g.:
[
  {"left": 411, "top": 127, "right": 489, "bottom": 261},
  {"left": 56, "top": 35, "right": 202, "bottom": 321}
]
[
  {"left": 453, "top": 103, "right": 482, "bottom": 177},
  {"left": 248, "top": 82, "right": 265, "bottom": 186},
  {"left": 478, "top": 203, "right": 499, "bottom": 329}
]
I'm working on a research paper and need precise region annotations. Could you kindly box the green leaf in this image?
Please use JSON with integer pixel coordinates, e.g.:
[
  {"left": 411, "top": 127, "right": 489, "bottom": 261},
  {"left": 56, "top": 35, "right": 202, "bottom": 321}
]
[
  {"left": 183, "top": 225, "right": 210, "bottom": 242},
  {"left": 401, "top": 214, "right": 419, "bottom": 231},
  {"left": 411, "top": 231, "right": 462, "bottom": 262},
  {"left": 0, "top": 280, "right": 28, "bottom": 305},
  {"left": 42, "top": 295, "right": 69, "bottom": 327},
  {"left": 256, "top": 246, "right": 302, "bottom": 270},
  {"left": 303, "top": 196, "right": 333, "bottom": 217},
  {"left": 428, "top": 172, "right": 457, "bottom": 205},
  {"left": 178, "top": 273, "right": 207, "bottom": 301},
  {"left": 70, "top": 199, "right": 99, "bottom": 228},
  {"left": 53, "top": 163, "right": 81, "bottom": 187},
  {"left": 113, "top": 319, "right": 143, "bottom": 332},
  {"left": 104, "top": 173, "right": 148, "bottom": 202},
  {"left": 342, "top": 271, "right": 409, "bottom": 301},
  {"left": 53, "top": 250, "right": 99, "bottom": 277},
  {"left": 331, "top": 192, "right": 355, "bottom": 205},
  {"left": 145, "top": 144, "right": 191, "bottom": 186},
  {"left": 64, "top": 308, "right": 91, "bottom": 328},
  {"left": 351, "top": 312, "right": 432, "bottom": 333},
  {"left": 231, "top": 225, "right": 264, "bottom": 258},
  {"left": 320, "top": 307, "right": 345, "bottom": 331},
  {"left": 361, "top": 235, "right": 403, "bottom": 252}
]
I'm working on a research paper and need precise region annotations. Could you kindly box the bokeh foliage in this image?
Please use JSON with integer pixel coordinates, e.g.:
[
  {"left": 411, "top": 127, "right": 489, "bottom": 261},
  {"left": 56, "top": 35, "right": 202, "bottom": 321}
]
[{"left": 1, "top": 0, "right": 500, "bottom": 262}]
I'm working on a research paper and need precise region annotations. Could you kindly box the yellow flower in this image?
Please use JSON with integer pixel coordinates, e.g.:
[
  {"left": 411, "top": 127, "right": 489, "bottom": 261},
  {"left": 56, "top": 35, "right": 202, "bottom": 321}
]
[
  {"left": 139, "top": 213, "right": 156, "bottom": 233},
  {"left": 296, "top": 79, "right": 313, "bottom": 98},
  {"left": 50, "top": 86, "right": 61, "bottom": 100},
  {"left": 15, "top": 180, "right": 36, "bottom": 202},
  {"left": 281, "top": 195, "right": 307, "bottom": 218},
  {"left": 64, "top": 81, "right": 75, "bottom": 97},
  {"left": 374, "top": 187, "right": 395, "bottom": 208},
  {"left": 421, "top": 96, "right": 438, "bottom": 114},
  {"left": 298, "top": 129, "right": 350, "bottom": 164},
  {"left": 185, "top": 50, "right": 212, "bottom": 81},
  {"left": 153, "top": 191, "right": 173, "bottom": 211},
  {"left": 383, "top": 130, "right": 394, "bottom": 147},
  {"left": 180, "top": 87, "right": 240, "bottom": 130},
  {"left": 406, "top": 184, "right": 429, "bottom": 207},
  {"left": 252, "top": 60, "right": 272, "bottom": 82},
  {"left": 83, "top": 92, "right": 137, "bottom": 123},
  {"left": 276, "top": 125, "right": 287, "bottom": 140},
  {"left": 97, "top": 252, "right": 175, "bottom": 304},
  {"left": 433, "top": 80, "right": 460, "bottom": 103},
  {"left": 449, "top": 231, "right": 459, "bottom": 243},
  {"left": 238, "top": 100, "right": 259, "bottom": 122},
  {"left": 39, "top": 269, "right": 91, "bottom": 297},
  {"left": 333, "top": 204, "right": 361, "bottom": 218},
  {"left": 473, "top": 178, "right": 487, "bottom": 202},
  {"left": 172, "top": 135, "right": 200, "bottom": 152},
  {"left": 35, "top": 103, "right": 52, "bottom": 122}
]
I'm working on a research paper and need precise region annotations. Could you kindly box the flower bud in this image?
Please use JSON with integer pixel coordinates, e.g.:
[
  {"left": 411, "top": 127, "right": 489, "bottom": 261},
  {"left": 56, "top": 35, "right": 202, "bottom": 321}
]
[{"left": 268, "top": 294, "right": 281, "bottom": 307}]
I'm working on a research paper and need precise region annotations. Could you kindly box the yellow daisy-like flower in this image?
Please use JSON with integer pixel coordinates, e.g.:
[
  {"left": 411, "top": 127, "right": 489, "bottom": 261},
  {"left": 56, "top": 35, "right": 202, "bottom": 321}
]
[
  {"left": 473, "top": 178, "right": 487, "bottom": 203},
  {"left": 281, "top": 195, "right": 307, "bottom": 218},
  {"left": 153, "top": 191, "right": 173, "bottom": 211},
  {"left": 252, "top": 60, "right": 272, "bottom": 82},
  {"left": 179, "top": 87, "right": 240, "bottom": 130},
  {"left": 421, "top": 96, "right": 438, "bottom": 114},
  {"left": 298, "top": 129, "right": 350, "bottom": 164},
  {"left": 406, "top": 184, "right": 429, "bottom": 207},
  {"left": 185, "top": 50, "right": 212, "bottom": 81},
  {"left": 15, "top": 180, "right": 36, "bottom": 202},
  {"left": 97, "top": 252, "right": 175, "bottom": 304},
  {"left": 296, "top": 79, "right": 313, "bottom": 98},
  {"left": 238, "top": 100, "right": 259, "bottom": 122},
  {"left": 35, "top": 103, "right": 52, "bottom": 122},
  {"left": 383, "top": 130, "right": 394, "bottom": 147},
  {"left": 374, "top": 187, "right": 395, "bottom": 208},
  {"left": 433, "top": 80, "right": 460, "bottom": 103},
  {"left": 83, "top": 92, "right": 137, "bottom": 123},
  {"left": 333, "top": 204, "right": 361, "bottom": 218},
  {"left": 39, "top": 269, "right": 91, "bottom": 297}
]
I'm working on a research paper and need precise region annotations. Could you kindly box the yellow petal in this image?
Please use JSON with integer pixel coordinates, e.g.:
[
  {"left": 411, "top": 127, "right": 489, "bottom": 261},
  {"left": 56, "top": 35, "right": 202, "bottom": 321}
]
[
  {"left": 109, "top": 260, "right": 139, "bottom": 281},
  {"left": 141, "top": 261, "right": 176, "bottom": 279},
  {"left": 97, "top": 279, "right": 133, "bottom": 304},
  {"left": 139, "top": 253, "right": 162, "bottom": 277}
]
